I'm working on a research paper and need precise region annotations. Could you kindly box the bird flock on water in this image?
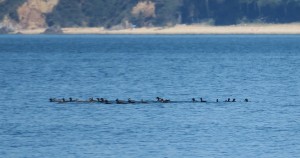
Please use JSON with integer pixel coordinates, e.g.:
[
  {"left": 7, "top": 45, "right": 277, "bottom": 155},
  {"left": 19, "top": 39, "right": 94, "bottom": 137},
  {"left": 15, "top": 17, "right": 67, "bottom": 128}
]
[{"left": 49, "top": 97, "right": 249, "bottom": 104}]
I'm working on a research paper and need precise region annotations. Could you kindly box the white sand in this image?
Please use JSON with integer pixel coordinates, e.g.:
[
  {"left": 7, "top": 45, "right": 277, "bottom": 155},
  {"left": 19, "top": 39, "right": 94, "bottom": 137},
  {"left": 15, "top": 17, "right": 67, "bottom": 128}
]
[{"left": 16, "top": 23, "right": 300, "bottom": 34}]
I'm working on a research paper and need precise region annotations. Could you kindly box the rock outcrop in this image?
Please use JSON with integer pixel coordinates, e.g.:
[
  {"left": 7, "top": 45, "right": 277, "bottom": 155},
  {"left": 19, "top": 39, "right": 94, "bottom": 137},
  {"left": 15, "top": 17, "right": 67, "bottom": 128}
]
[{"left": 17, "top": 0, "right": 59, "bottom": 29}]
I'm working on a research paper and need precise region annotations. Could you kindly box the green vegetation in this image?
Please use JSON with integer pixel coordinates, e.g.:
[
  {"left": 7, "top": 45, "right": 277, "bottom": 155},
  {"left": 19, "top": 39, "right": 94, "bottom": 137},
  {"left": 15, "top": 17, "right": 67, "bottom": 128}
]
[
  {"left": 46, "top": 0, "right": 137, "bottom": 28},
  {"left": 180, "top": 0, "right": 300, "bottom": 25},
  {"left": 154, "top": 0, "right": 182, "bottom": 26},
  {"left": 47, "top": 0, "right": 300, "bottom": 27},
  {"left": 2, "top": 0, "right": 300, "bottom": 27},
  {"left": 0, "top": 0, "right": 25, "bottom": 22}
]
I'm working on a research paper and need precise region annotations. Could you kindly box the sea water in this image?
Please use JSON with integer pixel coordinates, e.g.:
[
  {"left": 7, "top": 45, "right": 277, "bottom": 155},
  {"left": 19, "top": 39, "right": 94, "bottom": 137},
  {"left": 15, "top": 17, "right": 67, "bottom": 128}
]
[{"left": 0, "top": 35, "right": 299, "bottom": 157}]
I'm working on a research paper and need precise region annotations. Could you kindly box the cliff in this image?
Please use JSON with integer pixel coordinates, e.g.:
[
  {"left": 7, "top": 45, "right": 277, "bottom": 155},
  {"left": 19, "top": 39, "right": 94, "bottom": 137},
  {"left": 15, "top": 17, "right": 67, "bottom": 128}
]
[{"left": 17, "top": 0, "right": 59, "bottom": 29}]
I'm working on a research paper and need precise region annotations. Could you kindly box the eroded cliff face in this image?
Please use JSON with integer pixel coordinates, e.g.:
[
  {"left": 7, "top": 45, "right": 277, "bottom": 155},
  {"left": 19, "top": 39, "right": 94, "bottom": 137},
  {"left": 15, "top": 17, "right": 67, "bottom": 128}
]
[
  {"left": 17, "top": 0, "right": 59, "bottom": 29},
  {"left": 131, "top": 1, "right": 156, "bottom": 18}
]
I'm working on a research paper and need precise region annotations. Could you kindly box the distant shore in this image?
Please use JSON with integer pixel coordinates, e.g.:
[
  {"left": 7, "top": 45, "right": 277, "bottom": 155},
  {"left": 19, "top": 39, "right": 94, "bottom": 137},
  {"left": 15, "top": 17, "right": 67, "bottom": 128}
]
[{"left": 15, "top": 23, "right": 300, "bottom": 35}]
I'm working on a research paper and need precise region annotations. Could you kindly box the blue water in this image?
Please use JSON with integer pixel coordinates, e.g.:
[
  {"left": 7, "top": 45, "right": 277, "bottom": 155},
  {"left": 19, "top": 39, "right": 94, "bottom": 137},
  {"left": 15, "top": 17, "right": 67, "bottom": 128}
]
[{"left": 0, "top": 35, "right": 300, "bottom": 157}]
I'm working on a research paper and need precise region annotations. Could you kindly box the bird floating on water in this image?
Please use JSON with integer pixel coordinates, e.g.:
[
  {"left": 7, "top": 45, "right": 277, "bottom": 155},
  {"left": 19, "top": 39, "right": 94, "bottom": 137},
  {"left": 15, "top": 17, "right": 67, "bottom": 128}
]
[{"left": 49, "top": 97, "right": 250, "bottom": 104}]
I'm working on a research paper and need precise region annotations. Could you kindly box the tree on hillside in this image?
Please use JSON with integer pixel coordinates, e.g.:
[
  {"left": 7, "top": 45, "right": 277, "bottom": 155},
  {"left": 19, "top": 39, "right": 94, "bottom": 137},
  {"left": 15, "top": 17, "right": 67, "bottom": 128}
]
[
  {"left": 153, "top": 0, "right": 182, "bottom": 26},
  {"left": 0, "top": 0, "right": 25, "bottom": 21}
]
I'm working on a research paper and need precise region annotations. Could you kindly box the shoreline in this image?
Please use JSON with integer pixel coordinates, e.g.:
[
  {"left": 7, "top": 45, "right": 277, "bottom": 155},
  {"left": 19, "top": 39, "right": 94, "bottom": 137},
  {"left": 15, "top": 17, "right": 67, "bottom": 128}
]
[{"left": 12, "top": 23, "right": 300, "bottom": 35}]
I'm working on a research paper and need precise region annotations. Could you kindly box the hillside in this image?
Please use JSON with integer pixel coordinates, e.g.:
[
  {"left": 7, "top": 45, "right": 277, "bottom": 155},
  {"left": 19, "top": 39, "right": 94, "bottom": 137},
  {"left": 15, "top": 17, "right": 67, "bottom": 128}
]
[{"left": 1, "top": 0, "right": 300, "bottom": 31}]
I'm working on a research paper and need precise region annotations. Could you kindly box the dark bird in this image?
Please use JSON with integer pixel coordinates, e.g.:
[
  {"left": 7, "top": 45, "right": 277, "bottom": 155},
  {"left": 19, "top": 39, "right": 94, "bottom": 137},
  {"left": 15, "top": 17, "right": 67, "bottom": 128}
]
[
  {"left": 192, "top": 98, "right": 196, "bottom": 102},
  {"left": 200, "top": 98, "right": 207, "bottom": 102},
  {"left": 89, "top": 97, "right": 95, "bottom": 102},
  {"left": 104, "top": 100, "right": 111, "bottom": 104},
  {"left": 156, "top": 97, "right": 161, "bottom": 101},
  {"left": 128, "top": 98, "right": 136, "bottom": 103},
  {"left": 116, "top": 99, "right": 126, "bottom": 104}
]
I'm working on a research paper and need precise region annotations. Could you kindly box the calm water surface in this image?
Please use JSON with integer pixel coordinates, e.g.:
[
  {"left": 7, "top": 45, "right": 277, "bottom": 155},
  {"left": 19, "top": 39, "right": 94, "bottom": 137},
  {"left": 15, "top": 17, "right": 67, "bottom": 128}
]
[{"left": 0, "top": 35, "right": 300, "bottom": 157}]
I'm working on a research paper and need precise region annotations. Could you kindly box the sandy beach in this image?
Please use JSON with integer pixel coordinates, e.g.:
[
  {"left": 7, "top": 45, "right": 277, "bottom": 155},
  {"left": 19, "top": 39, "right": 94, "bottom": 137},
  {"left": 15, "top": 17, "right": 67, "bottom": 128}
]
[{"left": 16, "top": 23, "right": 300, "bottom": 34}]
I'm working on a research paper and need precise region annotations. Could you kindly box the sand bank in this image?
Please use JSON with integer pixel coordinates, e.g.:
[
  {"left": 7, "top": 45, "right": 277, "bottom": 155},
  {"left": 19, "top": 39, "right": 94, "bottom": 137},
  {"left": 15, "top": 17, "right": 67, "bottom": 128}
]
[{"left": 16, "top": 23, "right": 300, "bottom": 34}]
